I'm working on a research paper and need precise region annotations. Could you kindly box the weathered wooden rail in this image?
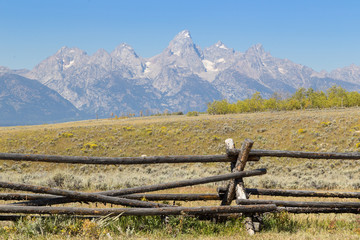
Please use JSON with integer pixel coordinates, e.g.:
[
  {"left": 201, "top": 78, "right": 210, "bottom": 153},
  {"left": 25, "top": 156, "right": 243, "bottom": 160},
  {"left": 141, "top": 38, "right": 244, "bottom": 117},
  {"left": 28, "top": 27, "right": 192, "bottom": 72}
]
[
  {"left": 1, "top": 187, "right": 360, "bottom": 203},
  {"left": 6, "top": 169, "right": 266, "bottom": 206},
  {"left": 230, "top": 149, "right": 360, "bottom": 160},
  {"left": 0, "top": 204, "right": 277, "bottom": 216},
  {"left": 0, "top": 152, "right": 259, "bottom": 164},
  {"left": 2, "top": 187, "right": 360, "bottom": 202},
  {"left": 0, "top": 138, "right": 359, "bottom": 235}
]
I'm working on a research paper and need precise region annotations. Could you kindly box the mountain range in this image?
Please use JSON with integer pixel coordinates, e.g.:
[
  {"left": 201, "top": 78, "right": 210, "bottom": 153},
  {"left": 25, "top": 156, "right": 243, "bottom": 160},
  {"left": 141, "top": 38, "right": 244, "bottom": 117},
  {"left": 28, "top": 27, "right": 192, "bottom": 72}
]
[{"left": 2, "top": 30, "right": 360, "bottom": 125}]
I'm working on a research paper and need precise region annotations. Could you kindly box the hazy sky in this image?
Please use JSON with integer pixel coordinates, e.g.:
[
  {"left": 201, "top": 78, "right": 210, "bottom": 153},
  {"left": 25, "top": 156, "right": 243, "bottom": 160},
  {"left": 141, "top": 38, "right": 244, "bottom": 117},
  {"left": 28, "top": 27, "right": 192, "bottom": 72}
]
[{"left": 1, "top": 0, "right": 360, "bottom": 72}]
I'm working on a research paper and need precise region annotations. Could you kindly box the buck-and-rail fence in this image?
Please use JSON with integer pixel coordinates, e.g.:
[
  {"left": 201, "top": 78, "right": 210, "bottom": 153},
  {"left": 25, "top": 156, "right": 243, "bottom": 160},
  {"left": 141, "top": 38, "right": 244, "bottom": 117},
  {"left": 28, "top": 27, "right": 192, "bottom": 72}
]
[{"left": 0, "top": 138, "right": 359, "bottom": 235}]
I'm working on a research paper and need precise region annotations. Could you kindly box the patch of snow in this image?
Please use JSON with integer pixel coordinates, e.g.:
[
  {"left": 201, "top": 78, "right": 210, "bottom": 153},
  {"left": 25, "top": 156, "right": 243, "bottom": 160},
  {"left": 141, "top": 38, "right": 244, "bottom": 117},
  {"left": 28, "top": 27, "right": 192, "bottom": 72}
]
[
  {"left": 217, "top": 58, "right": 226, "bottom": 63},
  {"left": 173, "top": 51, "right": 181, "bottom": 56},
  {"left": 63, "top": 60, "right": 75, "bottom": 69},
  {"left": 179, "top": 30, "right": 190, "bottom": 38},
  {"left": 121, "top": 43, "right": 132, "bottom": 49},
  {"left": 144, "top": 61, "right": 151, "bottom": 73},
  {"left": 202, "top": 60, "right": 218, "bottom": 72},
  {"left": 278, "top": 67, "right": 286, "bottom": 74},
  {"left": 215, "top": 42, "right": 228, "bottom": 50}
]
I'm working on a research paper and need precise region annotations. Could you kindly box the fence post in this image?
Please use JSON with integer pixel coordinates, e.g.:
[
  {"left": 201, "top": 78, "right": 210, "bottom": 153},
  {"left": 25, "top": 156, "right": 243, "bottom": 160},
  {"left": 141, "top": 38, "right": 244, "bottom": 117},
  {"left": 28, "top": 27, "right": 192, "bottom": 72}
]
[{"left": 221, "top": 138, "right": 256, "bottom": 235}]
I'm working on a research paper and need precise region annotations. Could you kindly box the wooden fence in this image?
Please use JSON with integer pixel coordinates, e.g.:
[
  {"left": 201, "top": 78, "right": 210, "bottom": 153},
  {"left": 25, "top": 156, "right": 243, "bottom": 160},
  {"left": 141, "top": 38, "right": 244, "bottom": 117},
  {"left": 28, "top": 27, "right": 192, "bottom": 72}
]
[{"left": 0, "top": 138, "right": 359, "bottom": 235}]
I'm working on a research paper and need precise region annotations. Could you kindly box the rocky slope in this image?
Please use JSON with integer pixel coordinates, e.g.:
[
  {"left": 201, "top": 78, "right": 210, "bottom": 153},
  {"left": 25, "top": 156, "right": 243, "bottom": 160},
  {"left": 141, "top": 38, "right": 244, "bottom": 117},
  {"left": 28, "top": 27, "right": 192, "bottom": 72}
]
[{"left": 0, "top": 73, "right": 82, "bottom": 126}]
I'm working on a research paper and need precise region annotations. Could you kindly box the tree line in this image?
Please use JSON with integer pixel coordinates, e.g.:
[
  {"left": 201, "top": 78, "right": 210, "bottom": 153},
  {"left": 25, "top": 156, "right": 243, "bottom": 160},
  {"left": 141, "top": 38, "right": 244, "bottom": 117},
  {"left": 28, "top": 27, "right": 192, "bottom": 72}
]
[{"left": 207, "top": 86, "right": 360, "bottom": 115}]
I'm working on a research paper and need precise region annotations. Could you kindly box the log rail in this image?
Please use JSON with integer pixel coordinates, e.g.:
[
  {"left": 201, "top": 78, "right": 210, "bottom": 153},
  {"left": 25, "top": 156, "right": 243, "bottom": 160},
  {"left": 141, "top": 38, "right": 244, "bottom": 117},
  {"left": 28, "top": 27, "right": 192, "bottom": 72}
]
[
  {"left": 0, "top": 138, "right": 359, "bottom": 235},
  {"left": 0, "top": 152, "right": 259, "bottom": 164}
]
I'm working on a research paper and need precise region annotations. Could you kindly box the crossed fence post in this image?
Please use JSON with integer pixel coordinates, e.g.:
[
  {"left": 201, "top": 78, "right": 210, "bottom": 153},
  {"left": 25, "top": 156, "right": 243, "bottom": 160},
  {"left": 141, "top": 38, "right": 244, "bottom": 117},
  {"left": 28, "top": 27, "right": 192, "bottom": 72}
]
[{"left": 220, "top": 138, "right": 256, "bottom": 235}]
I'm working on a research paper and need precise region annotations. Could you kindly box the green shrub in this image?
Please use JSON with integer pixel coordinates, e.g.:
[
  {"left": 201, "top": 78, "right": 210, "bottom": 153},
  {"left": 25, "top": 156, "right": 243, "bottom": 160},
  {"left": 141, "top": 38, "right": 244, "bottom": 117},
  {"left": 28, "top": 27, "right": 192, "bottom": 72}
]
[
  {"left": 187, "top": 111, "right": 199, "bottom": 116},
  {"left": 172, "top": 111, "right": 184, "bottom": 115}
]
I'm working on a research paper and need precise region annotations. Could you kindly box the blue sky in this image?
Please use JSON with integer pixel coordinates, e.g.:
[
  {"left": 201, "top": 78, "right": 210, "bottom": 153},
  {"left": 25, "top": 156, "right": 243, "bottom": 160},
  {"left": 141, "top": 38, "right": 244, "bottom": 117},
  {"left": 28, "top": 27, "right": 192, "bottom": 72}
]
[{"left": 1, "top": 0, "right": 359, "bottom": 72}]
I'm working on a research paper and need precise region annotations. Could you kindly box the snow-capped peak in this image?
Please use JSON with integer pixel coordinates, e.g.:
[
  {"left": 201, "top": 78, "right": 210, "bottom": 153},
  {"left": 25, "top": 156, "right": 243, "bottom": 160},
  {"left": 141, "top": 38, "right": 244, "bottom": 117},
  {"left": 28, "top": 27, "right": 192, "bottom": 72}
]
[
  {"left": 176, "top": 30, "right": 191, "bottom": 39},
  {"left": 168, "top": 30, "right": 194, "bottom": 47},
  {"left": 113, "top": 43, "right": 136, "bottom": 53},
  {"left": 166, "top": 30, "right": 202, "bottom": 59},
  {"left": 215, "top": 41, "right": 228, "bottom": 50},
  {"left": 119, "top": 43, "right": 133, "bottom": 49},
  {"left": 111, "top": 43, "right": 139, "bottom": 59}
]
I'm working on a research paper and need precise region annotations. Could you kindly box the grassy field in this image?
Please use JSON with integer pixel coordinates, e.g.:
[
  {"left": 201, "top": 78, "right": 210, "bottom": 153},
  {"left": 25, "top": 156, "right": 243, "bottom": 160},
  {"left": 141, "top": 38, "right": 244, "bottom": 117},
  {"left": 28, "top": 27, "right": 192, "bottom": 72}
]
[{"left": 0, "top": 108, "right": 359, "bottom": 239}]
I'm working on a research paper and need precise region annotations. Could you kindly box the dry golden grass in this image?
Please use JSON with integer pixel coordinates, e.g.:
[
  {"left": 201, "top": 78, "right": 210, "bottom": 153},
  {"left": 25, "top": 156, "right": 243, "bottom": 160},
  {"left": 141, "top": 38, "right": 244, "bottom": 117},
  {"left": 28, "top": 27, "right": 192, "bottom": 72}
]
[
  {"left": 0, "top": 108, "right": 359, "bottom": 239},
  {"left": 1, "top": 107, "right": 360, "bottom": 191}
]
